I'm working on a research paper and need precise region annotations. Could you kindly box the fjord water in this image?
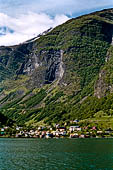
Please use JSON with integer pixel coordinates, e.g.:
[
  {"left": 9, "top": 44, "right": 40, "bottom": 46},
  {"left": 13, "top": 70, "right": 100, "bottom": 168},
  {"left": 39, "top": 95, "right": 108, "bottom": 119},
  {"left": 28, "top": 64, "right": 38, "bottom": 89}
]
[{"left": 0, "top": 139, "right": 113, "bottom": 170}]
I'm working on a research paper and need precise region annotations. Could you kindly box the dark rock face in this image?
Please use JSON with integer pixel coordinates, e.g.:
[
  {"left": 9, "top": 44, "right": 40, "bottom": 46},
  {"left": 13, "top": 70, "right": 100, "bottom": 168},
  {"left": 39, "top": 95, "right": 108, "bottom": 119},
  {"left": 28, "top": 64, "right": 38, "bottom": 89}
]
[
  {"left": 23, "top": 49, "right": 64, "bottom": 87},
  {"left": 0, "top": 43, "right": 65, "bottom": 88},
  {"left": 0, "top": 43, "right": 33, "bottom": 81},
  {"left": 94, "top": 70, "right": 108, "bottom": 99},
  {"left": 80, "top": 19, "right": 113, "bottom": 43}
]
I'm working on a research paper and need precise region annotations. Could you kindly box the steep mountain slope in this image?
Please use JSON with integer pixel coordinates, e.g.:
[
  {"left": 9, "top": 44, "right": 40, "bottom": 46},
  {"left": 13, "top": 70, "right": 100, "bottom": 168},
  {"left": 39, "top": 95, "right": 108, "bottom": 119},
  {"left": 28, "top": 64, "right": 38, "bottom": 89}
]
[{"left": 1, "top": 8, "right": 113, "bottom": 126}]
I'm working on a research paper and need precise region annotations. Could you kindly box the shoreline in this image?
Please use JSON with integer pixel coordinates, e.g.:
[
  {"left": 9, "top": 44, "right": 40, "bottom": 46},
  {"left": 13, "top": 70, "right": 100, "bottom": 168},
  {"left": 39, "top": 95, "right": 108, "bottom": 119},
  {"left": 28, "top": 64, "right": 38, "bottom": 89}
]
[{"left": 0, "top": 136, "right": 113, "bottom": 139}]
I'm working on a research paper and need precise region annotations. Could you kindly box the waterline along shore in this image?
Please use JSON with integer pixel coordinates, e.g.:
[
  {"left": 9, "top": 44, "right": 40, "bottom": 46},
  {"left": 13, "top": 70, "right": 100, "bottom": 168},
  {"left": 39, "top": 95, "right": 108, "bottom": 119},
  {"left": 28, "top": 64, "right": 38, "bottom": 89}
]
[{"left": 0, "top": 120, "right": 113, "bottom": 138}]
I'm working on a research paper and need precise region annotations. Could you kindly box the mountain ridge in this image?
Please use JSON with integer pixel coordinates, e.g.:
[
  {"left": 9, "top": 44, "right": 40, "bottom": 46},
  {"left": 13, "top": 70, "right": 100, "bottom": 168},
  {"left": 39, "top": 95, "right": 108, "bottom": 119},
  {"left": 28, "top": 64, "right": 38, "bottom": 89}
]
[{"left": 1, "top": 8, "right": 113, "bottom": 127}]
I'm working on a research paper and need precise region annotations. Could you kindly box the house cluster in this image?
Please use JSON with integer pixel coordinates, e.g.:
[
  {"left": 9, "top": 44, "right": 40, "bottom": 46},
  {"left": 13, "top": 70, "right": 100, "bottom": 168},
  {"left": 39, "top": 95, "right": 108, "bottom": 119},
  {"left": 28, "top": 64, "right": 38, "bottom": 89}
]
[
  {"left": 0, "top": 120, "right": 113, "bottom": 138},
  {"left": 15, "top": 126, "right": 67, "bottom": 138},
  {"left": 69, "top": 126, "right": 113, "bottom": 138}
]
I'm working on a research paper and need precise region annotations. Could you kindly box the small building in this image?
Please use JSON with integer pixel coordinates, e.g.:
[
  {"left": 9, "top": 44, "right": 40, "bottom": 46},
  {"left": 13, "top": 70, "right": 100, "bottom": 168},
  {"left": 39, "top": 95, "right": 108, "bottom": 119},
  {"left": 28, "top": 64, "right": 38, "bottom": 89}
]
[
  {"left": 92, "top": 126, "right": 97, "bottom": 130},
  {"left": 73, "top": 120, "right": 79, "bottom": 123},
  {"left": 69, "top": 126, "right": 81, "bottom": 132},
  {"left": 1, "top": 128, "right": 4, "bottom": 132},
  {"left": 60, "top": 131, "right": 67, "bottom": 136},
  {"left": 70, "top": 133, "right": 79, "bottom": 138},
  {"left": 57, "top": 127, "right": 66, "bottom": 132},
  {"left": 79, "top": 134, "right": 85, "bottom": 138},
  {"left": 46, "top": 132, "right": 53, "bottom": 138},
  {"left": 97, "top": 131, "right": 103, "bottom": 134}
]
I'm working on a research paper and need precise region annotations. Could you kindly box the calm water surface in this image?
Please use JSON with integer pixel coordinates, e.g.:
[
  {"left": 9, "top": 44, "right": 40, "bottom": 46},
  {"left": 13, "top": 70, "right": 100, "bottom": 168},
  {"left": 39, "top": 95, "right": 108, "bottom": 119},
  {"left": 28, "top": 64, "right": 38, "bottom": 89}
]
[{"left": 0, "top": 138, "right": 113, "bottom": 170}]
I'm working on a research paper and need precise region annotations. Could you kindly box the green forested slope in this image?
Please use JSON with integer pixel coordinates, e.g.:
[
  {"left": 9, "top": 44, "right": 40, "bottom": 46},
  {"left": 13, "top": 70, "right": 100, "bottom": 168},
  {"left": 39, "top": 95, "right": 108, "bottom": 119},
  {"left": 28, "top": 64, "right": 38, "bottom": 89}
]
[{"left": 1, "top": 9, "right": 113, "bottom": 126}]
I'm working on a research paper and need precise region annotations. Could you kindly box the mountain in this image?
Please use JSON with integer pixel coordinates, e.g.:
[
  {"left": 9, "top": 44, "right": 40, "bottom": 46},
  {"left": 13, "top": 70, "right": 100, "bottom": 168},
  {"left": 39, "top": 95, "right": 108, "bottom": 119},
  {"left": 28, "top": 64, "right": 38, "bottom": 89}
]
[{"left": 1, "top": 8, "right": 113, "bottom": 127}]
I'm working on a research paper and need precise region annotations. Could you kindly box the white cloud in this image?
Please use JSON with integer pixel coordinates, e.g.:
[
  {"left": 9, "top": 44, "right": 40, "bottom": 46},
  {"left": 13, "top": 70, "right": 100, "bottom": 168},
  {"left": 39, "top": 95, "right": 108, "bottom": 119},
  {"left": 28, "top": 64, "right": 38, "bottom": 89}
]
[
  {"left": 0, "top": 12, "right": 69, "bottom": 46},
  {"left": 0, "top": 0, "right": 113, "bottom": 46}
]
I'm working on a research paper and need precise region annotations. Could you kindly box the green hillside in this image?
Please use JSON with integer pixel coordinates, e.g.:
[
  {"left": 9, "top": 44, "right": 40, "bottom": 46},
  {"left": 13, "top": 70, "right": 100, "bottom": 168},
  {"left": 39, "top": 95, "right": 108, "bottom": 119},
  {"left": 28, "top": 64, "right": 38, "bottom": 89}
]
[{"left": 1, "top": 8, "right": 113, "bottom": 127}]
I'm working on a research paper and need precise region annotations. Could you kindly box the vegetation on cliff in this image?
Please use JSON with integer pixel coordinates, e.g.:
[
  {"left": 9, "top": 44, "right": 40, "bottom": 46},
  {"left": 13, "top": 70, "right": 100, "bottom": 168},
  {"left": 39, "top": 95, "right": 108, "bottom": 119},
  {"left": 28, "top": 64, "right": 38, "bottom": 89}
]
[{"left": 1, "top": 9, "right": 113, "bottom": 127}]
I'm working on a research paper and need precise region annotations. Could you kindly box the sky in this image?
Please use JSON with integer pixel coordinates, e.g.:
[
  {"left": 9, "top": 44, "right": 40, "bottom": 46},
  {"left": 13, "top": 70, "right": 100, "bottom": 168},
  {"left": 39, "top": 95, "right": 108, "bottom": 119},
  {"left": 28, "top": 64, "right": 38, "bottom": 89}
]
[{"left": 0, "top": 0, "right": 113, "bottom": 46}]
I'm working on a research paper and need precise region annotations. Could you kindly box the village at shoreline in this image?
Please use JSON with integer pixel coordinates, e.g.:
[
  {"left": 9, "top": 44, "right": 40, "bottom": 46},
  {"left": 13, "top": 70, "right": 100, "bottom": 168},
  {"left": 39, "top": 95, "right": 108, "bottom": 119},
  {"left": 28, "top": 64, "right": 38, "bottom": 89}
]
[{"left": 0, "top": 120, "right": 113, "bottom": 138}]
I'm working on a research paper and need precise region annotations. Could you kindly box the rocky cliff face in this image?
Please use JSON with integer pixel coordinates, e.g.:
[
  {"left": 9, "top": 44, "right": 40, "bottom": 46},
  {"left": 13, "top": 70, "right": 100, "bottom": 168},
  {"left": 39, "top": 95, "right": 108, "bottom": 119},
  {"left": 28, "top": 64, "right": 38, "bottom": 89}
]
[
  {"left": 23, "top": 48, "right": 65, "bottom": 87},
  {"left": 0, "top": 43, "right": 65, "bottom": 89},
  {"left": 94, "top": 44, "right": 113, "bottom": 98}
]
